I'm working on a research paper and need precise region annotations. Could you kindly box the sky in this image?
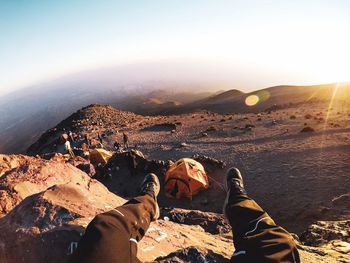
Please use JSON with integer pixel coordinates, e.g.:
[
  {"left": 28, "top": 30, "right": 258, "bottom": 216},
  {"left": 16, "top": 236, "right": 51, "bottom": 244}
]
[{"left": 0, "top": 0, "right": 349, "bottom": 96}]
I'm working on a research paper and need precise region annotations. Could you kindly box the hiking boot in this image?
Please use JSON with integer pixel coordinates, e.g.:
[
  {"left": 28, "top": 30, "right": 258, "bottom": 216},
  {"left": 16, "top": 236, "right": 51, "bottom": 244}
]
[
  {"left": 140, "top": 173, "right": 160, "bottom": 220},
  {"left": 223, "top": 167, "right": 247, "bottom": 216}
]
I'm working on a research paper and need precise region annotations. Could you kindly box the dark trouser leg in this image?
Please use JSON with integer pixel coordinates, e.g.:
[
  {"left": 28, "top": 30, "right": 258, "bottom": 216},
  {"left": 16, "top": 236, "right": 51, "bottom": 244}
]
[
  {"left": 225, "top": 194, "right": 300, "bottom": 263},
  {"left": 67, "top": 195, "right": 157, "bottom": 263}
]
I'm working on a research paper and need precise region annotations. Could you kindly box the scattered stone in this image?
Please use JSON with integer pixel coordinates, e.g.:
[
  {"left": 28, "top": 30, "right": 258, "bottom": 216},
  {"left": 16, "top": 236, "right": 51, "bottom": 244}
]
[
  {"left": 332, "top": 240, "right": 350, "bottom": 254},
  {"left": 192, "top": 155, "right": 226, "bottom": 169},
  {"left": 305, "top": 114, "right": 313, "bottom": 119},
  {"left": 0, "top": 154, "right": 125, "bottom": 263},
  {"left": 206, "top": 126, "right": 217, "bottom": 132},
  {"left": 300, "top": 126, "right": 315, "bottom": 133},
  {"left": 161, "top": 208, "right": 231, "bottom": 235},
  {"left": 155, "top": 246, "right": 228, "bottom": 263},
  {"left": 142, "top": 123, "right": 177, "bottom": 132},
  {"left": 300, "top": 220, "right": 350, "bottom": 246},
  {"left": 245, "top": 124, "right": 255, "bottom": 129},
  {"left": 180, "top": 142, "right": 189, "bottom": 148}
]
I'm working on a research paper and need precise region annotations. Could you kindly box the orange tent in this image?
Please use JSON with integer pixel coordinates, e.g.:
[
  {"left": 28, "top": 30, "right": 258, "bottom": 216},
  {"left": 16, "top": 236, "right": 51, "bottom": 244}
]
[{"left": 164, "top": 158, "right": 209, "bottom": 199}]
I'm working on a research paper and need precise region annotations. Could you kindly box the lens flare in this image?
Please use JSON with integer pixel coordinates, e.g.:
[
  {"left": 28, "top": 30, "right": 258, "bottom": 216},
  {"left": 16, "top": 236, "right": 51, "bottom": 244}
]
[
  {"left": 324, "top": 83, "right": 341, "bottom": 128},
  {"left": 245, "top": 95, "right": 259, "bottom": 106}
]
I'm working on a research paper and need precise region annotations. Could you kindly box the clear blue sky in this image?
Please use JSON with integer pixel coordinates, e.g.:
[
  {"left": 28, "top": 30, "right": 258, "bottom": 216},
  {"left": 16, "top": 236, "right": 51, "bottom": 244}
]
[{"left": 0, "top": 0, "right": 349, "bottom": 95}]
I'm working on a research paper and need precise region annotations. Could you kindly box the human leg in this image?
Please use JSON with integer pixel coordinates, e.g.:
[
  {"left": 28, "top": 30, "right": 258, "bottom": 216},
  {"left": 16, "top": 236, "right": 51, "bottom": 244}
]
[
  {"left": 223, "top": 168, "right": 300, "bottom": 263},
  {"left": 67, "top": 173, "right": 160, "bottom": 263}
]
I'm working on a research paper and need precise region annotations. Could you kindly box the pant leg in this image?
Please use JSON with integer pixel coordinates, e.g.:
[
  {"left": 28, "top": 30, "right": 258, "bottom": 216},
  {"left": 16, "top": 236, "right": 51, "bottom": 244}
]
[
  {"left": 67, "top": 194, "right": 157, "bottom": 263},
  {"left": 225, "top": 195, "right": 300, "bottom": 263}
]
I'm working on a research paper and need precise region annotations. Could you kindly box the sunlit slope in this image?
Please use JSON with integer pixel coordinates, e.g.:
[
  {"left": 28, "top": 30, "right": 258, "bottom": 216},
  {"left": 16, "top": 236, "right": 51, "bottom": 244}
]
[{"left": 184, "top": 83, "right": 350, "bottom": 113}]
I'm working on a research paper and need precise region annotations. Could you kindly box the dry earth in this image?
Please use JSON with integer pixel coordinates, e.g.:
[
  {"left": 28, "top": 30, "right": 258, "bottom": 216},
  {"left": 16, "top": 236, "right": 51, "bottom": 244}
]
[
  {"left": 2, "top": 99, "right": 349, "bottom": 262},
  {"left": 101, "top": 101, "right": 350, "bottom": 235},
  {"left": 0, "top": 154, "right": 348, "bottom": 263}
]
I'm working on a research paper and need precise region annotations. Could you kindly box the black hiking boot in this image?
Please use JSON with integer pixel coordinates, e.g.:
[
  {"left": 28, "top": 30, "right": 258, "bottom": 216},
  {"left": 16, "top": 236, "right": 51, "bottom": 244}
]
[
  {"left": 223, "top": 167, "right": 247, "bottom": 217},
  {"left": 140, "top": 173, "right": 160, "bottom": 220}
]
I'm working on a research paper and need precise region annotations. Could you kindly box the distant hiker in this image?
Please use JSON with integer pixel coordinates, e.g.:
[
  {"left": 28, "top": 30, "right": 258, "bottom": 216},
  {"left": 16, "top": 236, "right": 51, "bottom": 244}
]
[
  {"left": 123, "top": 132, "right": 129, "bottom": 149},
  {"left": 81, "top": 143, "right": 90, "bottom": 160},
  {"left": 97, "top": 133, "right": 103, "bottom": 145},
  {"left": 56, "top": 134, "right": 75, "bottom": 158},
  {"left": 69, "top": 131, "right": 75, "bottom": 143},
  {"left": 68, "top": 167, "right": 300, "bottom": 263},
  {"left": 113, "top": 141, "right": 121, "bottom": 151},
  {"left": 84, "top": 134, "right": 90, "bottom": 147}
]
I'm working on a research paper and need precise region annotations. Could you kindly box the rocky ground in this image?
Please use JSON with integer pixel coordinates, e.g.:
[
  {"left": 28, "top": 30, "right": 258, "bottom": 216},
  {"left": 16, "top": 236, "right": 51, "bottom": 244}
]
[{"left": 1, "top": 101, "right": 349, "bottom": 262}]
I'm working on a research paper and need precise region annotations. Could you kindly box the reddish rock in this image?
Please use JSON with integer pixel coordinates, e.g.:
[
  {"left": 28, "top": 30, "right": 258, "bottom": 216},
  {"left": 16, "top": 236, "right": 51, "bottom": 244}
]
[
  {"left": 0, "top": 154, "right": 97, "bottom": 216},
  {"left": 0, "top": 154, "right": 125, "bottom": 263}
]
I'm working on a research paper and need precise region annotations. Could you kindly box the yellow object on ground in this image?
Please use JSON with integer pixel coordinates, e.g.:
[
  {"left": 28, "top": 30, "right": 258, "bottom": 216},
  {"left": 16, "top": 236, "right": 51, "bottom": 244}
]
[
  {"left": 165, "top": 158, "right": 209, "bottom": 199},
  {"left": 90, "top": 148, "right": 113, "bottom": 165},
  {"left": 63, "top": 154, "right": 72, "bottom": 160}
]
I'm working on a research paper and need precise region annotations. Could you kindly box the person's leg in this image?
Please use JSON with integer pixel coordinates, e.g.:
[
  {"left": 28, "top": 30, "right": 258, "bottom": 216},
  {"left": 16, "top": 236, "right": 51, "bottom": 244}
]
[
  {"left": 223, "top": 168, "right": 300, "bottom": 263},
  {"left": 67, "top": 173, "right": 160, "bottom": 263}
]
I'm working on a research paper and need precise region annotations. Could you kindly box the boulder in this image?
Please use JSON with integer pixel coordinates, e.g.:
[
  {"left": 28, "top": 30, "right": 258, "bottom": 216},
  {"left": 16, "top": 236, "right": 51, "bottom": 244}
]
[
  {"left": 0, "top": 154, "right": 126, "bottom": 263},
  {"left": 161, "top": 207, "right": 231, "bottom": 234},
  {"left": 0, "top": 154, "right": 94, "bottom": 216}
]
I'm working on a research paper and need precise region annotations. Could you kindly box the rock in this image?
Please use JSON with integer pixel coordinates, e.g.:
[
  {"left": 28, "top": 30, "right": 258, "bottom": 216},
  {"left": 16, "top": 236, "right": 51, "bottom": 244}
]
[
  {"left": 76, "top": 163, "right": 96, "bottom": 177},
  {"left": 301, "top": 220, "right": 350, "bottom": 251},
  {"left": 300, "top": 126, "right": 315, "bottom": 133},
  {"left": 332, "top": 240, "right": 350, "bottom": 254},
  {"left": 0, "top": 155, "right": 94, "bottom": 216},
  {"left": 180, "top": 142, "right": 189, "bottom": 147},
  {"left": 192, "top": 155, "right": 226, "bottom": 170},
  {"left": 206, "top": 126, "right": 217, "bottom": 132},
  {"left": 305, "top": 114, "right": 313, "bottom": 119},
  {"left": 245, "top": 124, "right": 255, "bottom": 129},
  {"left": 0, "top": 154, "right": 28, "bottom": 177},
  {"left": 142, "top": 123, "right": 177, "bottom": 132},
  {"left": 0, "top": 155, "right": 125, "bottom": 263},
  {"left": 138, "top": 220, "right": 234, "bottom": 262},
  {"left": 154, "top": 246, "right": 229, "bottom": 263},
  {"left": 161, "top": 208, "right": 231, "bottom": 235}
]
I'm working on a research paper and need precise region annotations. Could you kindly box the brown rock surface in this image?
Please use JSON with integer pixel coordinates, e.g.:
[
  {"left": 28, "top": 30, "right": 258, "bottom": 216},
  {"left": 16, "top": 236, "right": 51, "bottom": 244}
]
[
  {"left": 300, "top": 220, "right": 350, "bottom": 262},
  {"left": 2, "top": 99, "right": 350, "bottom": 262},
  {"left": 0, "top": 154, "right": 126, "bottom": 263},
  {"left": 0, "top": 153, "right": 346, "bottom": 262},
  {"left": 0, "top": 154, "right": 95, "bottom": 216}
]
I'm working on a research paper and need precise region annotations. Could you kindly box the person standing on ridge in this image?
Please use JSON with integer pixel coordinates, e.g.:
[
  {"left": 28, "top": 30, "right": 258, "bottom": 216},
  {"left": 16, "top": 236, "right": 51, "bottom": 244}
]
[
  {"left": 97, "top": 133, "right": 103, "bottom": 145},
  {"left": 68, "top": 131, "right": 75, "bottom": 143},
  {"left": 123, "top": 132, "right": 129, "bottom": 149}
]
